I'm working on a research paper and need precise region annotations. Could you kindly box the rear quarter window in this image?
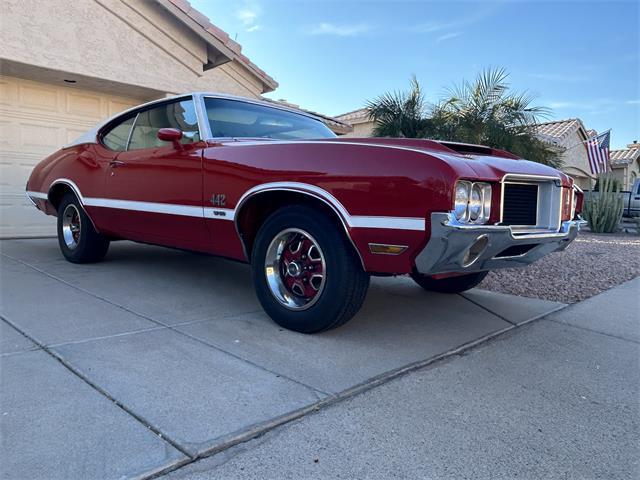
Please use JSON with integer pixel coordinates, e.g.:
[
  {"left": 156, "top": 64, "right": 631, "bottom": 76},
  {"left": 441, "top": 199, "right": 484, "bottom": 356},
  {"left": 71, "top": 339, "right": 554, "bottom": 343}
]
[{"left": 102, "top": 116, "right": 135, "bottom": 151}]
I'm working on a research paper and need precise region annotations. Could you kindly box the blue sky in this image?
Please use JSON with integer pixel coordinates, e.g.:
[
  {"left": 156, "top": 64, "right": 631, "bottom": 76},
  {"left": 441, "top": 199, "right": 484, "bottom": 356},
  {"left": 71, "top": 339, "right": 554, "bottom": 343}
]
[{"left": 191, "top": 0, "right": 639, "bottom": 149}]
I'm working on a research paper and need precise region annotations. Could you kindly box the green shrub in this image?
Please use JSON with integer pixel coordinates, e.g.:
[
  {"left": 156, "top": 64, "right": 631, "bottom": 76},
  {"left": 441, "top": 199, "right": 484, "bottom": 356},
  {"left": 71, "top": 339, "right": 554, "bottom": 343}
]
[
  {"left": 583, "top": 174, "right": 623, "bottom": 233},
  {"left": 593, "top": 176, "right": 622, "bottom": 192}
]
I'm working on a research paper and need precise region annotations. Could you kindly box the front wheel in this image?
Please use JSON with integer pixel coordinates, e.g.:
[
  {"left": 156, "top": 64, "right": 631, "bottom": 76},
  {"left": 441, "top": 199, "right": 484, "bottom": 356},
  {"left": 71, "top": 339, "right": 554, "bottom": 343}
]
[
  {"left": 251, "top": 206, "right": 370, "bottom": 333},
  {"left": 410, "top": 270, "right": 488, "bottom": 294},
  {"left": 57, "top": 193, "right": 110, "bottom": 263}
]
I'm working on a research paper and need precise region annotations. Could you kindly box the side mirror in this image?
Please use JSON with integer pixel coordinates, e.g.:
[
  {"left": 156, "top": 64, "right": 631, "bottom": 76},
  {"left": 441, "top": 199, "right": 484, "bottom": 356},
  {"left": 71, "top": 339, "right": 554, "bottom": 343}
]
[{"left": 157, "top": 128, "right": 183, "bottom": 149}]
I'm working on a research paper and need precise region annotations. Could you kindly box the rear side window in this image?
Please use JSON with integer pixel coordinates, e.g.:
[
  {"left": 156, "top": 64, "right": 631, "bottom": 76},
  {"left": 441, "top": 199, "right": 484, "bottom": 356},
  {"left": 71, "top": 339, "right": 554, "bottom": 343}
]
[
  {"left": 102, "top": 116, "right": 135, "bottom": 151},
  {"left": 204, "top": 98, "right": 336, "bottom": 140},
  {"left": 128, "top": 99, "right": 200, "bottom": 150}
]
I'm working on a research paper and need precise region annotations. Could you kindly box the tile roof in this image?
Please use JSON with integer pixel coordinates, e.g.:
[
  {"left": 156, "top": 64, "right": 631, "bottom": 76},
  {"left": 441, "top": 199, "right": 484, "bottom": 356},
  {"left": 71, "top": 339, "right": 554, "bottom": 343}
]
[
  {"left": 165, "top": 0, "right": 278, "bottom": 93},
  {"left": 335, "top": 108, "right": 371, "bottom": 123},
  {"left": 534, "top": 118, "right": 588, "bottom": 145},
  {"left": 610, "top": 144, "right": 640, "bottom": 166}
]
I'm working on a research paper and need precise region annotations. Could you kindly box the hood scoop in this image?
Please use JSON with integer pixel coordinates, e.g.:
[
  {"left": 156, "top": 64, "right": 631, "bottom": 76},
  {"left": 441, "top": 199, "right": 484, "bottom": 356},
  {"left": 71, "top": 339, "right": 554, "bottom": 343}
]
[{"left": 436, "top": 141, "right": 521, "bottom": 160}]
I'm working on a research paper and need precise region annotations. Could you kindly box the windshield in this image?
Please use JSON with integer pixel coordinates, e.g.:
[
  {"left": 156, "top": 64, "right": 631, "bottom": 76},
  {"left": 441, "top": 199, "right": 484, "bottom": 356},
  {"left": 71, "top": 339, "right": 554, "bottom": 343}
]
[{"left": 204, "top": 98, "right": 336, "bottom": 140}]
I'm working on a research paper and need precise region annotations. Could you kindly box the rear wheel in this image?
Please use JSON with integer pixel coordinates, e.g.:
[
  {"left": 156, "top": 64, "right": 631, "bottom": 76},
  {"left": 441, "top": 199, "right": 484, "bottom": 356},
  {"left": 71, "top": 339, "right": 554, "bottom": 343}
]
[
  {"left": 57, "top": 193, "right": 110, "bottom": 263},
  {"left": 251, "top": 206, "right": 369, "bottom": 333},
  {"left": 410, "top": 271, "right": 488, "bottom": 294}
]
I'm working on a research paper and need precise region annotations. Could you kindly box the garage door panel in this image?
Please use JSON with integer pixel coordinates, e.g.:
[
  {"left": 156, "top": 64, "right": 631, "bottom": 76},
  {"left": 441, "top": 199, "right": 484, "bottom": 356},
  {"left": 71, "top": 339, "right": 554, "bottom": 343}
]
[
  {"left": 19, "top": 83, "right": 60, "bottom": 112},
  {"left": 66, "top": 92, "right": 104, "bottom": 118},
  {"left": 0, "top": 75, "right": 141, "bottom": 238},
  {"left": 108, "top": 99, "right": 135, "bottom": 117},
  {"left": 0, "top": 78, "right": 18, "bottom": 105},
  {"left": 19, "top": 122, "right": 63, "bottom": 153}
]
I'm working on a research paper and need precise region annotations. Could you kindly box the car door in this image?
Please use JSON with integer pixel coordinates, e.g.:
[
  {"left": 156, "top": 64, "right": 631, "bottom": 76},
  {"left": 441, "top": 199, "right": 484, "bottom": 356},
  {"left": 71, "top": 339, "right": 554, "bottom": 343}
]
[{"left": 103, "top": 97, "right": 209, "bottom": 250}]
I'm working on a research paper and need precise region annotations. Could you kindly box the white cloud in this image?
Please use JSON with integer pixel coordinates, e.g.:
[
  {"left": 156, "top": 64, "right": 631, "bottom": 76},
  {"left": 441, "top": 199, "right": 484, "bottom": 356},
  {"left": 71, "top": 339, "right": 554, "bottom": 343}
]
[
  {"left": 549, "top": 101, "right": 579, "bottom": 109},
  {"left": 236, "top": 3, "right": 261, "bottom": 32},
  {"left": 308, "top": 22, "right": 372, "bottom": 37},
  {"left": 436, "top": 32, "right": 461, "bottom": 43},
  {"left": 412, "top": 21, "right": 457, "bottom": 34},
  {"left": 626, "top": 99, "right": 640, "bottom": 105},
  {"left": 410, "top": 5, "right": 499, "bottom": 36}
]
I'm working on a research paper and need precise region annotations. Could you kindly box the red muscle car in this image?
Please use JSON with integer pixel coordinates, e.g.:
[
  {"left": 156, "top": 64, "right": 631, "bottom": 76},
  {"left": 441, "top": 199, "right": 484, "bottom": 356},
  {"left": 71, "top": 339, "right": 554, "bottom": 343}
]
[{"left": 26, "top": 93, "right": 583, "bottom": 333}]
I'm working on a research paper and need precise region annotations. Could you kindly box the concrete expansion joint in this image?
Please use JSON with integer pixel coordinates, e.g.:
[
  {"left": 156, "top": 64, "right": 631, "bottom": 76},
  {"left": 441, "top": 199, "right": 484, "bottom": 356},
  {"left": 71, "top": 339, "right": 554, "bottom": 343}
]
[
  {"left": 146, "top": 303, "right": 573, "bottom": 480},
  {"left": 1, "top": 252, "right": 328, "bottom": 397},
  {"left": 0, "top": 313, "right": 195, "bottom": 461},
  {"left": 546, "top": 316, "right": 640, "bottom": 345}
]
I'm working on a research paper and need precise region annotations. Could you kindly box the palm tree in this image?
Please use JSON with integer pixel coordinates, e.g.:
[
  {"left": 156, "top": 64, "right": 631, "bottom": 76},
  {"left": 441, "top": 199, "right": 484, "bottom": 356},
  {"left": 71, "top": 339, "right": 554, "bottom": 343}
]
[
  {"left": 366, "top": 75, "right": 431, "bottom": 138},
  {"left": 366, "top": 68, "right": 560, "bottom": 167}
]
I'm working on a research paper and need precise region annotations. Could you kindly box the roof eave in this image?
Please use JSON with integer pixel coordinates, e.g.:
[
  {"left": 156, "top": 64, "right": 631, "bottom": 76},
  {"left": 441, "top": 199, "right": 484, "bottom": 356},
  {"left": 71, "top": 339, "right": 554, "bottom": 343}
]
[{"left": 157, "top": 0, "right": 278, "bottom": 94}]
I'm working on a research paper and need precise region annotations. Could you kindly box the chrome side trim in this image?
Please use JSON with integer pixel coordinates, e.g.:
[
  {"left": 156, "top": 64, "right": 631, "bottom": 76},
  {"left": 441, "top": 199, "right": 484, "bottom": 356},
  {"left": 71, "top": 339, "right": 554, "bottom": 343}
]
[
  {"left": 26, "top": 191, "right": 48, "bottom": 202},
  {"left": 84, "top": 198, "right": 204, "bottom": 218},
  {"left": 50, "top": 178, "right": 87, "bottom": 203},
  {"left": 232, "top": 184, "right": 364, "bottom": 267},
  {"left": 46, "top": 178, "right": 100, "bottom": 232},
  {"left": 234, "top": 182, "right": 425, "bottom": 231}
]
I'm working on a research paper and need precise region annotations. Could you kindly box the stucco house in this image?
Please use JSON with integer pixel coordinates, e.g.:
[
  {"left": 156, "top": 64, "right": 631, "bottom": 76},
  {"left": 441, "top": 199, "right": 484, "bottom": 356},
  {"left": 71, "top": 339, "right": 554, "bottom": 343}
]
[
  {"left": 0, "top": 0, "right": 350, "bottom": 238},
  {"left": 335, "top": 108, "right": 376, "bottom": 137},
  {"left": 533, "top": 119, "right": 592, "bottom": 190},
  {"left": 610, "top": 142, "right": 640, "bottom": 191},
  {"left": 534, "top": 120, "right": 639, "bottom": 191}
]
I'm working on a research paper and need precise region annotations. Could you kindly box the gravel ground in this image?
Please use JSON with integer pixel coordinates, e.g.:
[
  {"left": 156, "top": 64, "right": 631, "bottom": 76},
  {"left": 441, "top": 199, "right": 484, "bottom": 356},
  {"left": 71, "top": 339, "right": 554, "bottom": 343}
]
[{"left": 479, "top": 232, "right": 640, "bottom": 303}]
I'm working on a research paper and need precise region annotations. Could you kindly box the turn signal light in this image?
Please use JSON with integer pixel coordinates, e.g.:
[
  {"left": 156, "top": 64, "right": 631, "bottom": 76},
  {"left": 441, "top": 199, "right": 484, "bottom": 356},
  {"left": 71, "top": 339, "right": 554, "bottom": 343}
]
[{"left": 368, "top": 243, "right": 408, "bottom": 255}]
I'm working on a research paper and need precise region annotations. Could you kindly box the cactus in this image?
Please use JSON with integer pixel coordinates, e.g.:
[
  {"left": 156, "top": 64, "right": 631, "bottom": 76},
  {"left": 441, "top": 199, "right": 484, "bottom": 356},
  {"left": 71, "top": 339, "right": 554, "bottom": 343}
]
[{"left": 583, "top": 173, "right": 624, "bottom": 233}]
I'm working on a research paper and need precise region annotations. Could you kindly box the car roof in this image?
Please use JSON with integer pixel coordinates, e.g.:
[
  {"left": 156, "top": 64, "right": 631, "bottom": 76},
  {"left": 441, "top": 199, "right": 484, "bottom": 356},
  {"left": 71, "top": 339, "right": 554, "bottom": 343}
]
[{"left": 65, "top": 92, "right": 326, "bottom": 148}]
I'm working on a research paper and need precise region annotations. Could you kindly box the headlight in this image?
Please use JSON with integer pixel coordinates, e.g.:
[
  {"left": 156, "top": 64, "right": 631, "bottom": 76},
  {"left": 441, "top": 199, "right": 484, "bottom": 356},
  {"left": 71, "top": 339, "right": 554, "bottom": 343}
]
[
  {"left": 469, "top": 184, "right": 483, "bottom": 221},
  {"left": 454, "top": 181, "right": 492, "bottom": 224},
  {"left": 454, "top": 181, "right": 471, "bottom": 220}
]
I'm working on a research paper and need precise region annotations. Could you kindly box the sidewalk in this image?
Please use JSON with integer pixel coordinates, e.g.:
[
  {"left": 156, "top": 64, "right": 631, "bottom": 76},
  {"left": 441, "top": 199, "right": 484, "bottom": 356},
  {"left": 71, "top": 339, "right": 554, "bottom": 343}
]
[{"left": 166, "top": 278, "right": 640, "bottom": 480}]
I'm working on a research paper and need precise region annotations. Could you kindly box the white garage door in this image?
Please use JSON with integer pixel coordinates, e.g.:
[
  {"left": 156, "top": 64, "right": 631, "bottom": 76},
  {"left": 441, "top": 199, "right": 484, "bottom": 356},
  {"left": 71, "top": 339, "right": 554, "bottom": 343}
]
[{"left": 0, "top": 76, "right": 141, "bottom": 238}]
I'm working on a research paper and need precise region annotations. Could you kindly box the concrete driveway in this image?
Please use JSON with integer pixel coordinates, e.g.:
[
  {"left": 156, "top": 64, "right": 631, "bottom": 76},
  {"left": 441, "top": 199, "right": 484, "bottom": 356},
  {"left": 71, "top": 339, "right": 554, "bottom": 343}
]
[{"left": 1, "top": 239, "right": 565, "bottom": 479}]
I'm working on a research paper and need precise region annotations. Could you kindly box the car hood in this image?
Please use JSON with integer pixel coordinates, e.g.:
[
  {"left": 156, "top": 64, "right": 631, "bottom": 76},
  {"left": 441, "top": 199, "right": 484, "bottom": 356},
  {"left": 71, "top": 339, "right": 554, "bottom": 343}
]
[
  {"left": 220, "top": 136, "right": 569, "bottom": 186},
  {"left": 313, "top": 137, "right": 569, "bottom": 185}
]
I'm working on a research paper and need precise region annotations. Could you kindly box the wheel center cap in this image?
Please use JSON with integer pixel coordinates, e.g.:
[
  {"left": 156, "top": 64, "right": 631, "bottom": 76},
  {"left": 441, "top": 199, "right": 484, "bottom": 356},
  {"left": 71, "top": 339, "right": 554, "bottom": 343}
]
[{"left": 287, "top": 261, "right": 302, "bottom": 277}]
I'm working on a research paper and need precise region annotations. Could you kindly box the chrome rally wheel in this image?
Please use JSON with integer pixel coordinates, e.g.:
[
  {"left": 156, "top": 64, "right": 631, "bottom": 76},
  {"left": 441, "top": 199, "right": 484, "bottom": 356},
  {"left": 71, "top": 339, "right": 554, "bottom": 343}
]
[
  {"left": 251, "top": 205, "right": 370, "bottom": 333},
  {"left": 264, "top": 228, "right": 326, "bottom": 310},
  {"left": 61, "top": 203, "right": 81, "bottom": 250},
  {"left": 57, "top": 193, "right": 110, "bottom": 263}
]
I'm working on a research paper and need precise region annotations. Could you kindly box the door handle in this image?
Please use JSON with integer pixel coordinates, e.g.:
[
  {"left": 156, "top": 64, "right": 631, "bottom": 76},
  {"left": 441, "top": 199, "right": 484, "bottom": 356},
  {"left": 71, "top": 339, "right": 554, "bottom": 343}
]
[{"left": 109, "top": 160, "right": 126, "bottom": 168}]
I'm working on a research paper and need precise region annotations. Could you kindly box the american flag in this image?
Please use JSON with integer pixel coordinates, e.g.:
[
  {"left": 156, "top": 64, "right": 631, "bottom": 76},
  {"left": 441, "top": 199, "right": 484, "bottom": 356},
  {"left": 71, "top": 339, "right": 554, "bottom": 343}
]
[{"left": 586, "top": 130, "right": 610, "bottom": 174}]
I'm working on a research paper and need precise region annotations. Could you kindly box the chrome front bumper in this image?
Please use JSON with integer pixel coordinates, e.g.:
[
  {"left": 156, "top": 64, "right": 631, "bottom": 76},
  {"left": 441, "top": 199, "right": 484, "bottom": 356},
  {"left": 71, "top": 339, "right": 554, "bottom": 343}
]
[{"left": 414, "top": 212, "right": 581, "bottom": 275}]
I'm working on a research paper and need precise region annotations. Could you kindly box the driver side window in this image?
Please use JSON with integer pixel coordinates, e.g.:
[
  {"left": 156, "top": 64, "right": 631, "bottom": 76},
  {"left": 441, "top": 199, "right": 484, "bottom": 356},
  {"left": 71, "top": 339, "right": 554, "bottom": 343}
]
[{"left": 128, "top": 99, "right": 200, "bottom": 150}]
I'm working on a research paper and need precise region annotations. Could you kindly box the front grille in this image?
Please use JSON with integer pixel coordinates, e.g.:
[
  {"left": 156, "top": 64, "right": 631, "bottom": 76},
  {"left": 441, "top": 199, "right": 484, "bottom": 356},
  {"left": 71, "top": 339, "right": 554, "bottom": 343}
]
[{"left": 502, "top": 183, "right": 538, "bottom": 226}]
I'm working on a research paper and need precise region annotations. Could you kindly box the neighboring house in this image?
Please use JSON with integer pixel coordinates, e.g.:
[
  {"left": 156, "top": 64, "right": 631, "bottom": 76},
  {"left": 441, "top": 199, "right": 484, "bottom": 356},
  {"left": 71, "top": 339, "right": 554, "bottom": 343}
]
[
  {"left": 0, "top": 0, "right": 349, "bottom": 238},
  {"left": 335, "top": 108, "right": 376, "bottom": 137},
  {"left": 533, "top": 119, "right": 592, "bottom": 190},
  {"left": 334, "top": 111, "right": 603, "bottom": 190},
  {"left": 610, "top": 142, "right": 640, "bottom": 191}
]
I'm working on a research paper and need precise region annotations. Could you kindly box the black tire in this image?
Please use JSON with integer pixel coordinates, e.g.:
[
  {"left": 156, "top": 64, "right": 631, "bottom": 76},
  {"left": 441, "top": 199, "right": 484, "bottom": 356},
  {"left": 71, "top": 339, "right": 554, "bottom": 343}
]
[
  {"left": 57, "top": 193, "right": 110, "bottom": 263},
  {"left": 251, "top": 205, "right": 370, "bottom": 333},
  {"left": 410, "top": 270, "right": 488, "bottom": 294}
]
